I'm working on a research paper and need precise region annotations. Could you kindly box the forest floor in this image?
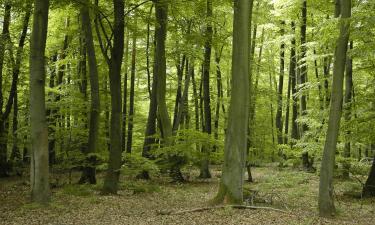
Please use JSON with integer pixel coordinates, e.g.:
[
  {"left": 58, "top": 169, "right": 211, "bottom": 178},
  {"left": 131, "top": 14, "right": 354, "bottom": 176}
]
[{"left": 0, "top": 165, "right": 374, "bottom": 225}]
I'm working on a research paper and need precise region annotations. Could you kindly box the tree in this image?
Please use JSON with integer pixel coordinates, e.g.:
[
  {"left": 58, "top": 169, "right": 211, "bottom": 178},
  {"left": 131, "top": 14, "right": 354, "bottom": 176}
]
[
  {"left": 213, "top": 0, "right": 250, "bottom": 204},
  {"left": 275, "top": 21, "right": 285, "bottom": 145},
  {"left": 318, "top": 0, "right": 351, "bottom": 217},
  {"left": 102, "top": 0, "right": 125, "bottom": 194},
  {"left": 300, "top": 0, "right": 310, "bottom": 169},
  {"left": 0, "top": 2, "right": 11, "bottom": 177},
  {"left": 126, "top": 30, "right": 137, "bottom": 153},
  {"left": 29, "top": 0, "right": 51, "bottom": 204},
  {"left": 199, "top": 0, "right": 213, "bottom": 179},
  {"left": 363, "top": 154, "right": 375, "bottom": 197},
  {"left": 290, "top": 22, "right": 299, "bottom": 142},
  {"left": 79, "top": 0, "right": 100, "bottom": 185}
]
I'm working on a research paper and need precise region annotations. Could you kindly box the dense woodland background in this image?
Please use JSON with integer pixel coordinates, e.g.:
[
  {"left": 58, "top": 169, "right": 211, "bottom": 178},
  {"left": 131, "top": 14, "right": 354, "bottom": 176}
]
[{"left": 0, "top": 0, "right": 375, "bottom": 223}]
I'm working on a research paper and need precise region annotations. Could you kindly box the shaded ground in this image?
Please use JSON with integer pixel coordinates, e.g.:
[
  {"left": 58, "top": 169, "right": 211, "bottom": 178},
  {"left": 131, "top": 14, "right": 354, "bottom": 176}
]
[{"left": 0, "top": 166, "right": 374, "bottom": 225}]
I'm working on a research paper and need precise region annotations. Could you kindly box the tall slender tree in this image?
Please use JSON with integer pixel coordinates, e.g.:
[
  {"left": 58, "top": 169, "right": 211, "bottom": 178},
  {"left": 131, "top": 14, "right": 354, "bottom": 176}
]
[
  {"left": 102, "top": 0, "right": 125, "bottom": 194},
  {"left": 29, "top": 0, "right": 51, "bottom": 203},
  {"left": 0, "top": 2, "right": 11, "bottom": 177},
  {"left": 199, "top": 0, "right": 214, "bottom": 179},
  {"left": 275, "top": 21, "right": 285, "bottom": 145},
  {"left": 214, "top": 0, "right": 250, "bottom": 204},
  {"left": 300, "top": 0, "right": 310, "bottom": 169},
  {"left": 319, "top": 0, "right": 351, "bottom": 217},
  {"left": 342, "top": 41, "right": 353, "bottom": 179},
  {"left": 79, "top": 0, "right": 100, "bottom": 185},
  {"left": 290, "top": 22, "right": 299, "bottom": 141},
  {"left": 126, "top": 30, "right": 137, "bottom": 153}
]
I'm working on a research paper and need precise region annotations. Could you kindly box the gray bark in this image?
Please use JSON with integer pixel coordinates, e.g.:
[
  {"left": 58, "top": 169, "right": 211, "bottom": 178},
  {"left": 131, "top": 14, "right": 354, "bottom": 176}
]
[
  {"left": 318, "top": 0, "right": 351, "bottom": 217},
  {"left": 29, "top": 0, "right": 51, "bottom": 204},
  {"left": 214, "top": 0, "right": 250, "bottom": 204}
]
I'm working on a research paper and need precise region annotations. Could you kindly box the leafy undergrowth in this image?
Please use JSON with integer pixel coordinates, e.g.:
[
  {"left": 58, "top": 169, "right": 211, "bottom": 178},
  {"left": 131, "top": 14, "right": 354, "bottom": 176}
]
[{"left": 0, "top": 166, "right": 374, "bottom": 225}]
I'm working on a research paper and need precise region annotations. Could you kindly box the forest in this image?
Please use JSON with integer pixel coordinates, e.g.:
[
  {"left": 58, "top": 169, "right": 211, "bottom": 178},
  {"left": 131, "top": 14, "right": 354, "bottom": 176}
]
[{"left": 0, "top": 0, "right": 374, "bottom": 224}]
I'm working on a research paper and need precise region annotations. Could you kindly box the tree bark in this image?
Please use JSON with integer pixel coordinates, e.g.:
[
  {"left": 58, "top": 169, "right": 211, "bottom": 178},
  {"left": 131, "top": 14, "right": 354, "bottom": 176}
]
[
  {"left": 126, "top": 31, "right": 137, "bottom": 153},
  {"left": 8, "top": 4, "right": 32, "bottom": 164},
  {"left": 318, "top": 0, "right": 351, "bottom": 217},
  {"left": 191, "top": 63, "right": 199, "bottom": 131},
  {"left": 0, "top": 2, "right": 11, "bottom": 177},
  {"left": 290, "top": 22, "right": 299, "bottom": 141},
  {"left": 275, "top": 21, "right": 285, "bottom": 145},
  {"left": 363, "top": 154, "right": 375, "bottom": 197},
  {"left": 214, "top": 46, "right": 224, "bottom": 151},
  {"left": 172, "top": 59, "right": 191, "bottom": 133},
  {"left": 300, "top": 0, "right": 310, "bottom": 169},
  {"left": 214, "top": 0, "right": 250, "bottom": 205},
  {"left": 199, "top": 0, "right": 214, "bottom": 179},
  {"left": 79, "top": 0, "right": 100, "bottom": 185},
  {"left": 284, "top": 74, "right": 291, "bottom": 145},
  {"left": 172, "top": 55, "right": 186, "bottom": 130},
  {"left": 342, "top": 41, "right": 353, "bottom": 179},
  {"left": 29, "top": 0, "right": 51, "bottom": 204},
  {"left": 102, "top": 0, "right": 125, "bottom": 194},
  {"left": 121, "top": 31, "right": 129, "bottom": 153}
]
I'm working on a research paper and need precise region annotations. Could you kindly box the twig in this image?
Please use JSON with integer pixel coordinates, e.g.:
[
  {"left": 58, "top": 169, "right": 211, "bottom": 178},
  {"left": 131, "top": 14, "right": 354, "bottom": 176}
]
[{"left": 156, "top": 205, "right": 289, "bottom": 215}]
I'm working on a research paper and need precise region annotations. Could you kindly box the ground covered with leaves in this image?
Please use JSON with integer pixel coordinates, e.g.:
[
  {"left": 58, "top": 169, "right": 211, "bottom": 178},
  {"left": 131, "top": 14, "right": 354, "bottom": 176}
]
[{"left": 0, "top": 166, "right": 374, "bottom": 225}]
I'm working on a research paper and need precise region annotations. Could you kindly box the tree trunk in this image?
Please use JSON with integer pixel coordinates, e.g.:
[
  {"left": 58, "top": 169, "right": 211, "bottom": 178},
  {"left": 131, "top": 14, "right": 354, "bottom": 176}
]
[
  {"left": 140, "top": 35, "right": 158, "bottom": 179},
  {"left": 172, "top": 55, "right": 186, "bottom": 130},
  {"left": 300, "top": 0, "right": 310, "bottom": 169},
  {"left": 146, "top": 4, "right": 153, "bottom": 98},
  {"left": 290, "top": 22, "right": 299, "bottom": 142},
  {"left": 29, "top": 0, "right": 51, "bottom": 204},
  {"left": 284, "top": 74, "right": 291, "bottom": 145},
  {"left": 214, "top": 0, "right": 250, "bottom": 205},
  {"left": 154, "top": 0, "right": 171, "bottom": 141},
  {"left": 199, "top": 0, "right": 214, "bottom": 179},
  {"left": 191, "top": 63, "right": 199, "bottom": 131},
  {"left": 142, "top": 48, "right": 158, "bottom": 160},
  {"left": 363, "top": 154, "right": 375, "bottom": 197},
  {"left": 214, "top": 47, "right": 224, "bottom": 151},
  {"left": 0, "top": 2, "right": 11, "bottom": 177},
  {"left": 102, "top": 0, "right": 124, "bottom": 194},
  {"left": 172, "top": 60, "right": 191, "bottom": 133},
  {"left": 79, "top": 0, "right": 100, "bottom": 185},
  {"left": 318, "top": 0, "right": 351, "bottom": 217},
  {"left": 126, "top": 31, "right": 137, "bottom": 153},
  {"left": 121, "top": 31, "right": 129, "bottom": 153},
  {"left": 7, "top": 3, "right": 31, "bottom": 165},
  {"left": 342, "top": 41, "right": 353, "bottom": 179},
  {"left": 275, "top": 21, "right": 285, "bottom": 145}
]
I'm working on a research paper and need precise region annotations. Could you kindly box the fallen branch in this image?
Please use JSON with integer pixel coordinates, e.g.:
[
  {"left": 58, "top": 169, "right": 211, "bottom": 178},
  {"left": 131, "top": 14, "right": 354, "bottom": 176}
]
[{"left": 157, "top": 205, "right": 289, "bottom": 215}]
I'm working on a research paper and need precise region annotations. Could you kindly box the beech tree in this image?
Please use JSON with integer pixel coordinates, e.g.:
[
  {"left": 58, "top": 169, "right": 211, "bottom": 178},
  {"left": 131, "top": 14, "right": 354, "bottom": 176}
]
[
  {"left": 78, "top": 0, "right": 100, "bottom": 185},
  {"left": 318, "top": 0, "right": 351, "bottom": 217},
  {"left": 29, "top": 0, "right": 51, "bottom": 203},
  {"left": 102, "top": 0, "right": 125, "bottom": 194},
  {"left": 214, "top": 0, "right": 251, "bottom": 204}
]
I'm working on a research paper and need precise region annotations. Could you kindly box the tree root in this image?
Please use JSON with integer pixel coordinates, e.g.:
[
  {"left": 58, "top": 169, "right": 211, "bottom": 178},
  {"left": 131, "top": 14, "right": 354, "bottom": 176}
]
[{"left": 156, "top": 205, "right": 289, "bottom": 215}]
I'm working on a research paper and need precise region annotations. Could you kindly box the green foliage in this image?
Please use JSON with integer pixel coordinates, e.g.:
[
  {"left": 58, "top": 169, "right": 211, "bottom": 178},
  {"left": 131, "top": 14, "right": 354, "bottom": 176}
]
[
  {"left": 151, "top": 129, "right": 224, "bottom": 170},
  {"left": 121, "top": 153, "right": 160, "bottom": 178}
]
